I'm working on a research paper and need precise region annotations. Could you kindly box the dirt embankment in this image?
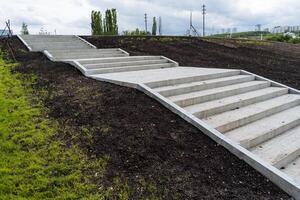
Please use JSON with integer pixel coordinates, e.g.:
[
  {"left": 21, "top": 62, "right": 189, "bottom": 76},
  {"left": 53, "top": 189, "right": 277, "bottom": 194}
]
[
  {"left": 83, "top": 36, "right": 300, "bottom": 90},
  {"left": 0, "top": 36, "right": 291, "bottom": 199}
]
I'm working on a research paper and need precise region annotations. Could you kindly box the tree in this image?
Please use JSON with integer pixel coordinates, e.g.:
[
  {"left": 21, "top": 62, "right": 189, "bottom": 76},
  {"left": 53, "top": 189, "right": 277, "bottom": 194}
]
[
  {"left": 152, "top": 17, "right": 157, "bottom": 36},
  {"left": 111, "top": 9, "right": 118, "bottom": 35},
  {"left": 105, "top": 9, "right": 113, "bottom": 35},
  {"left": 91, "top": 9, "right": 118, "bottom": 35},
  {"left": 20, "top": 22, "right": 29, "bottom": 35},
  {"left": 91, "top": 11, "right": 103, "bottom": 35}
]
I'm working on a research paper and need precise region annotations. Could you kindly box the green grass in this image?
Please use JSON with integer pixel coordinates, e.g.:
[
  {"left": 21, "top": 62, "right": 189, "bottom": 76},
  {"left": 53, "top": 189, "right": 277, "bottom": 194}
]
[
  {"left": 236, "top": 40, "right": 271, "bottom": 45},
  {"left": 0, "top": 52, "right": 164, "bottom": 199},
  {"left": 210, "top": 31, "right": 271, "bottom": 39},
  {"left": 0, "top": 53, "right": 108, "bottom": 199}
]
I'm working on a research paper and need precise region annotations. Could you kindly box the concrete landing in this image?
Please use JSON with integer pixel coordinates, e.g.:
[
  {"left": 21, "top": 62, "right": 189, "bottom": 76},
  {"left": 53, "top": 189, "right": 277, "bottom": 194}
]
[{"left": 18, "top": 34, "right": 300, "bottom": 199}]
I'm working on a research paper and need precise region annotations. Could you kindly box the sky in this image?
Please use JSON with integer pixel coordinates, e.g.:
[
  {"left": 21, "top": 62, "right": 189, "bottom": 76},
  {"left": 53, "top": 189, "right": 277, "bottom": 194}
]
[{"left": 1, "top": 0, "right": 300, "bottom": 35}]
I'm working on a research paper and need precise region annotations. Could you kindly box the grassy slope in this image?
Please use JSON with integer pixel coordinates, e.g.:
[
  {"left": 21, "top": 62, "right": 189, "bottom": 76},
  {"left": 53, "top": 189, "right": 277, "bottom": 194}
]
[{"left": 0, "top": 54, "right": 131, "bottom": 199}]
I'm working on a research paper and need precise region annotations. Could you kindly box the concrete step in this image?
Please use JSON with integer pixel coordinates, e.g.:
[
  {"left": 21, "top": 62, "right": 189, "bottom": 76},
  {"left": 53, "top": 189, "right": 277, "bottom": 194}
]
[
  {"left": 48, "top": 48, "right": 119, "bottom": 54},
  {"left": 31, "top": 44, "right": 91, "bottom": 50},
  {"left": 21, "top": 35, "right": 76, "bottom": 38},
  {"left": 154, "top": 75, "right": 255, "bottom": 97},
  {"left": 203, "top": 94, "right": 300, "bottom": 133},
  {"left": 251, "top": 125, "right": 300, "bottom": 169},
  {"left": 57, "top": 54, "right": 128, "bottom": 60},
  {"left": 20, "top": 36, "right": 77, "bottom": 41},
  {"left": 282, "top": 156, "right": 300, "bottom": 185},
  {"left": 169, "top": 81, "right": 270, "bottom": 107},
  {"left": 225, "top": 105, "right": 300, "bottom": 149},
  {"left": 84, "top": 59, "right": 168, "bottom": 69},
  {"left": 78, "top": 56, "right": 162, "bottom": 65},
  {"left": 146, "top": 70, "right": 241, "bottom": 88},
  {"left": 85, "top": 63, "right": 174, "bottom": 75},
  {"left": 52, "top": 51, "right": 125, "bottom": 58},
  {"left": 25, "top": 39, "right": 79, "bottom": 44},
  {"left": 185, "top": 87, "right": 288, "bottom": 118}
]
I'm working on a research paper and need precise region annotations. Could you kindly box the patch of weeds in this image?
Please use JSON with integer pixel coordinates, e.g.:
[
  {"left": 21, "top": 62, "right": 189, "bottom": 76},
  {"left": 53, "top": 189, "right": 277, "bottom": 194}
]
[
  {"left": 158, "top": 37, "right": 181, "bottom": 43},
  {"left": 101, "top": 177, "right": 130, "bottom": 200},
  {"left": 237, "top": 40, "right": 271, "bottom": 45}
]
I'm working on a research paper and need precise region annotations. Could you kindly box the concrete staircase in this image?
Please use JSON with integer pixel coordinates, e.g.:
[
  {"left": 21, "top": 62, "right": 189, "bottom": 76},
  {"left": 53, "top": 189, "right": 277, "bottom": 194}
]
[{"left": 18, "top": 35, "right": 300, "bottom": 199}]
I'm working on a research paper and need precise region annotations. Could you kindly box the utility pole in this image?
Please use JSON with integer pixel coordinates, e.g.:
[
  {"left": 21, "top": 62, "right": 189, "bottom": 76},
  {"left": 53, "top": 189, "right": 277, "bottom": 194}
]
[
  {"left": 158, "top": 16, "right": 162, "bottom": 35},
  {"left": 202, "top": 4, "right": 206, "bottom": 37},
  {"left": 144, "top": 13, "right": 148, "bottom": 34},
  {"left": 189, "top": 11, "right": 192, "bottom": 36},
  {"left": 187, "top": 11, "right": 199, "bottom": 37}
]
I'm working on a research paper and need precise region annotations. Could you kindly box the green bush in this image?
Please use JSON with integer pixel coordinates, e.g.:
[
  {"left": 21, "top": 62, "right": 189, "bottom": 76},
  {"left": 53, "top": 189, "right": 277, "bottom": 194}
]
[{"left": 265, "top": 34, "right": 300, "bottom": 44}]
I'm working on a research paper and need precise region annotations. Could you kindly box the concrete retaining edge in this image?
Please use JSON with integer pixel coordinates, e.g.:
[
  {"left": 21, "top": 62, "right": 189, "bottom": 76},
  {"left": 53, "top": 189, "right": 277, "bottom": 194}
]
[
  {"left": 17, "top": 35, "right": 32, "bottom": 51},
  {"left": 75, "top": 35, "right": 97, "bottom": 49},
  {"left": 43, "top": 50, "right": 55, "bottom": 61},
  {"left": 241, "top": 70, "right": 300, "bottom": 95},
  {"left": 89, "top": 73, "right": 300, "bottom": 199}
]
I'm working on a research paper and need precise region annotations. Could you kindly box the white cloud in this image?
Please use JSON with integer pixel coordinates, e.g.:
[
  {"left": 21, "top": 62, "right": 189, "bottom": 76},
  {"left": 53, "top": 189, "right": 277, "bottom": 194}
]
[{"left": 0, "top": 0, "right": 299, "bottom": 35}]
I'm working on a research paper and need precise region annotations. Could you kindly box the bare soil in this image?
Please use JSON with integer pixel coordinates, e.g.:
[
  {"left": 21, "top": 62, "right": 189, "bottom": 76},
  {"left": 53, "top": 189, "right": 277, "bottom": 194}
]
[
  {"left": 0, "top": 36, "right": 294, "bottom": 199},
  {"left": 83, "top": 36, "right": 300, "bottom": 90}
]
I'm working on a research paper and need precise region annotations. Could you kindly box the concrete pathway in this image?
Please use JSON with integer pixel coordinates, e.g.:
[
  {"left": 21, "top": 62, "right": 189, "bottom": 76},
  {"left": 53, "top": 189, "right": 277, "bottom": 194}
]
[{"left": 18, "top": 35, "right": 300, "bottom": 199}]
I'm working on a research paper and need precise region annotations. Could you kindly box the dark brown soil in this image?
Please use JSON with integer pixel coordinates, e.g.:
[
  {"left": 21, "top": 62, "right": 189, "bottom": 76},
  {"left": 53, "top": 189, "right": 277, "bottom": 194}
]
[
  {"left": 0, "top": 36, "right": 293, "bottom": 199},
  {"left": 83, "top": 36, "right": 300, "bottom": 90}
]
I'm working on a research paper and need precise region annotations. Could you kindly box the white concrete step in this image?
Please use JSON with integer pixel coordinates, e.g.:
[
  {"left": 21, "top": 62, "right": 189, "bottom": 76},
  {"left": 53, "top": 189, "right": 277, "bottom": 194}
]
[
  {"left": 21, "top": 35, "right": 76, "bottom": 38},
  {"left": 203, "top": 94, "right": 300, "bottom": 133},
  {"left": 225, "top": 105, "right": 300, "bottom": 149},
  {"left": 78, "top": 56, "right": 162, "bottom": 65},
  {"left": 185, "top": 87, "right": 288, "bottom": 118},
  {"left": 52, "top": 51, "right": 125, "bottom": 58},
  {"left": 33, "top": 44, "right": 91, "bottom": 50},
  {"left": 251, "top": 125, "right": 300, "bottom": 169},
  {"left": 20, "top": 36, "right": 77, "bottom": 41},
  {"left": 25, "top": 39, "right": 79, "bottom": 44},
  {"left": 58, "top": 54, "right": 128, "bottom": 60},
  {"left": 169, "top": 81, "right": 270, "bottom": 107},
  {"left": 84, "top": 59, "right": 168, "bottom": 69},
  {"left": 154, "top": 75, "right": 255, "bottom": 97},
  {"left": 48, "top": 48, "right": 119, "bottom": 53},
  {"left": 85, "top": 63, "right": 174, "bottom": 75},
  {"left": 26, "top": 41, "right": 86, "bottom": 45},
  {"left": 282, "top": 156, "right": 300, "bottom": 185},
  {"left": 146, "top": 70, "right": 241, "bottom": 88}
]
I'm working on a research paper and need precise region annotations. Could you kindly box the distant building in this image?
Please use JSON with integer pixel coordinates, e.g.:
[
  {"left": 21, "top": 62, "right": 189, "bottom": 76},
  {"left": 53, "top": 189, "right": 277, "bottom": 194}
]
[
  {"left": 232, "top": 27, "right": 237, "bottom": 33},
  {"left": 272, "top": 26, "right": 300, "bottom": 33}
]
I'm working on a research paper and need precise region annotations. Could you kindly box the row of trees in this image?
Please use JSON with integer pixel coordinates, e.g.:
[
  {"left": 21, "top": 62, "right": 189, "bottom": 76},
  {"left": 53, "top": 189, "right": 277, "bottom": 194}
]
[{"left": 91, "top": 9, "right": 118, "bottom": 35}]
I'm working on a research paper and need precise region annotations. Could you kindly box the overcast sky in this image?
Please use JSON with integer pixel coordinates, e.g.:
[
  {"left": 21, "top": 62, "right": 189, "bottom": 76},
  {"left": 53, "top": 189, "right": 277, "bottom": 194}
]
[{"left": 1, "top": 0, "right": 300, "bottom": 35}]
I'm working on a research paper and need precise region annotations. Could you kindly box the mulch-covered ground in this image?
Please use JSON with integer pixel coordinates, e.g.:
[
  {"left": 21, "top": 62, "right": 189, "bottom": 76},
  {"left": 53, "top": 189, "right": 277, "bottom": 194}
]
[
  {"left": 0, "top": 36, "right": 294, "bottom": 199},
  {"left": 83, "top": 36, "right": 300, "bottom": 90}
]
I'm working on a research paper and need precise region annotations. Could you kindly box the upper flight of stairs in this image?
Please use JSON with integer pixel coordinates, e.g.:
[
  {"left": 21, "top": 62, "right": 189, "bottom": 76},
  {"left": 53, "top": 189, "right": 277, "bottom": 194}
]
[
  {"left": 18, "top": 35, "right": 178, "bottom": 72},
  {"left": 18, "top": 35, "right": 300, "bottom": 199}
]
